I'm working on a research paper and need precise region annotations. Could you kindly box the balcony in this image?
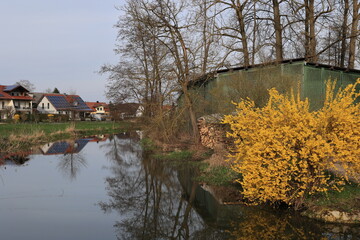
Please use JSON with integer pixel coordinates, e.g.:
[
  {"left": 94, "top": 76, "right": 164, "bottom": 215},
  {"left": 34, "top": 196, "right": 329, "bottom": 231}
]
[{"left": 14, "top": 106, "right": 32, "bottom": 112}]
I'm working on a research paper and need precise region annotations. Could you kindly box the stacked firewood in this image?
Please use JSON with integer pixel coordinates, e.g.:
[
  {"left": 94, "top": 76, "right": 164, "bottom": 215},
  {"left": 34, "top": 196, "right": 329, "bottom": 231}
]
[{"left": 198, "top": 116, "right": 227, "bottom": 150}]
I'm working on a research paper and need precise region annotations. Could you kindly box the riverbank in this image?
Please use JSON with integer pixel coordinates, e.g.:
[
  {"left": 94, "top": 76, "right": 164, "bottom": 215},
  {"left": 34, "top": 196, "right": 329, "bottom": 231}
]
[
  {"left": 145, "top": 139, "right": 360, "bottom": 225},
  {"left": 0, "top": 121, "right": 139, "bottom": 153}
]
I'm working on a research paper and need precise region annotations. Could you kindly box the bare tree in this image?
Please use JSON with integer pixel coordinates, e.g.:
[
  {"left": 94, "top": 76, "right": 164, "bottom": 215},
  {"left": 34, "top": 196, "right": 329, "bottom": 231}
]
[
  {"left": 16, "top": 79, "right": 35, "bottom": 92},
  {"left": 144, "top": 0, "right": 201, "bottom": 142},
  {"left": 212, "top": 0, "right": 253, "bottom": 67},
  {"left": 102, "top": 1, "right": 176, "bottom": 118}
]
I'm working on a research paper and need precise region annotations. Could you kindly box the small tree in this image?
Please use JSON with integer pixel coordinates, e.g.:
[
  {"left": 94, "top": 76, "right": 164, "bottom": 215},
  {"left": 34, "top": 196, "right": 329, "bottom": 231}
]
[{"left": 223, "top": 79, "right": 360, "bottom": 209}]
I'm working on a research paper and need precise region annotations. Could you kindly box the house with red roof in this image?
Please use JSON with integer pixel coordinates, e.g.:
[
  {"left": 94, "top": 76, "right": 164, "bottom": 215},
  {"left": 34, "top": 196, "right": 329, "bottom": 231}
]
[
  {"left": 85, "top": 101, "right": 110, "bottom": 118},
  {"left": 0, "top": 84, "right": 33, "bottom": 119},
  {"left": 37, "top": 93, "right": 93, "bottom": 120}
]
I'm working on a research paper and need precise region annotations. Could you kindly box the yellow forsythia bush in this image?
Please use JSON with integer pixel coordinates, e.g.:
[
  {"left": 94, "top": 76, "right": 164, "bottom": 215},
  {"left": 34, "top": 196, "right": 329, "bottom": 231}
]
[{"left": 223, "top": 79, "right": 360, "bottom": 208}]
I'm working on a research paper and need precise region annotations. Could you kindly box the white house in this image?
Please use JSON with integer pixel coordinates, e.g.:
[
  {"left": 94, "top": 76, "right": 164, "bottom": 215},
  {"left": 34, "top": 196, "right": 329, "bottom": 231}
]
[
  {"left": 0, "top": 84, "right": 33, "bottom": 120},
  {"left": 37, "top": 94, "right": 93, "bottom": 119}
]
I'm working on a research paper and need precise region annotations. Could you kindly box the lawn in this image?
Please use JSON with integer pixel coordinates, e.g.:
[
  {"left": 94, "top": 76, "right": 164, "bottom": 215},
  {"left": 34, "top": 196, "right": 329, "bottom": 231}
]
[{"left": 0, "top": 121, "right": 134, "bottom": 139}]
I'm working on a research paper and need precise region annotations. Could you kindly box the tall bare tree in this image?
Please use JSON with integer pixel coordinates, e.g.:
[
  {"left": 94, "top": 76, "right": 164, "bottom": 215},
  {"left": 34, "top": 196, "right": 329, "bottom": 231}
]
[
  {"left": 212, "top": 0, "right": 253, "bottom": 67},
  {"left": 101, "top": 1, "right": 176, "bottom": 117},
  {"left": 141, "top": 0, "right": 201, "bottom": 142}
]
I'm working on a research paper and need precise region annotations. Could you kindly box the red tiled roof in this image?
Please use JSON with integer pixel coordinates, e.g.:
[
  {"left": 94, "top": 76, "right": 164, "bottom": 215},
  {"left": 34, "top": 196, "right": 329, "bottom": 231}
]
[
  {"left": 86, "top": 102, "right": 109, "bottom": 112},
  {"left": 0, "top": 85, "right": 33, "bottom": 101}
]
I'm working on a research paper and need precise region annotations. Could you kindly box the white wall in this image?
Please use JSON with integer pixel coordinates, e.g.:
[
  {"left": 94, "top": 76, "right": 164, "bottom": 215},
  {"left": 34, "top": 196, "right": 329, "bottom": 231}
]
[
  {"left": 37, "top": 97, "right": 59, "bottom": 114},
  {"left": 0, "top": 100, "right": 14, "bottom": 119}
]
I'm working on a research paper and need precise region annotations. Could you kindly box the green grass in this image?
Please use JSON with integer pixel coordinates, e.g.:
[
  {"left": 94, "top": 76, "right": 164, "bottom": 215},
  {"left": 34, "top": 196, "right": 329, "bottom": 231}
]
[
  {"left": 140, "top": 138, "right": 158, "bottom": 152},
  {"left": 0, "top": 121, "right": 132, "bottom": 138},
  {"left": 196, "top": 164, "right": 240, "bottom": 186},
  {"left": 306, "top": 184, "right": 360, "bottom": 212}
]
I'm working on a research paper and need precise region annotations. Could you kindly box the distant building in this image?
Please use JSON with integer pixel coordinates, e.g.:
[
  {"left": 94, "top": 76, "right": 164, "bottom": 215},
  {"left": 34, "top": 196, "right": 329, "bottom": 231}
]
[
  {"left": 37, "top": 93, "right": 93, "bottom": 120},
  {"left": 110, "top": 103, "right": 144, "bottom": 120},
  {"left": 85, "top": 101, "right": 110, "bottom": 119},
  {"left": 31, "top": 92, "right": 48, "bottom": 109},
  {"left": 0, "top": 84, "right": 33, "bottom": 119}
]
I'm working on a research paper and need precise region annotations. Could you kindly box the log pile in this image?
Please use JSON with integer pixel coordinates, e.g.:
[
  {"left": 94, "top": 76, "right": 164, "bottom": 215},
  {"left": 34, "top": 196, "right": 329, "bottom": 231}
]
[{"left": 197, "top": 116, "right": 227, "bottom": 150}]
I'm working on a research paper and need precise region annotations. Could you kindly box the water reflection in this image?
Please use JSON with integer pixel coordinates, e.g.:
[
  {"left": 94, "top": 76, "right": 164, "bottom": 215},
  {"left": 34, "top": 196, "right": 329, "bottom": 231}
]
[
  {"left": 99, "top": 134, "right": 360, "bottom": 240},
  {"left": 99, "top": 133, "right": 226, "bottom": 239},
  {"left": 0, "top": 136, "right": 108, "bottom": 180},
  {"left": 57, "top": 151, "right": 87, "bottom": 180},
  {"left": 1, "top": 133, "right": 359, "bottom": 240},
  {"left": 227, "top": 209, "right": 360, "bottom": 240}
]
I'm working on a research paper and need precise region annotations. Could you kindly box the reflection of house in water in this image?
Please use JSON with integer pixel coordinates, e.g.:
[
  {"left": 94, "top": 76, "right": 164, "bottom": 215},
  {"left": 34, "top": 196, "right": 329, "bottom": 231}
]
[
  {"left": 88, "top": 135, "right": 108, "bottom": 143},
  {"left": 40, "top": 139, "right": 90, "bottom": 155},
  {"left": 0, "top": 135, "right": 110, "bottom": 167}
]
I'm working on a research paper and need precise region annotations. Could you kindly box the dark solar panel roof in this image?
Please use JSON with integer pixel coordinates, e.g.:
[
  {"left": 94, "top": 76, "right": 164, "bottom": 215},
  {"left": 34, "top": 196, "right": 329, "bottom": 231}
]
[
  {"left": 47, "top": 95, "right": 70, "bottom": 109},
  {"left": 73, "top": 96, "right": 93, "bottom": 111},
  {"left": 47, "top": 142, "right": 69, "bottom": 154},
  {"left": 45, "top": 139, "right": 89, "bottom": 155},
  {"left": 74, "top": 139, "right": 90, "bottom": 152},
  {"left": 46, "top": 95, "right": 93, "bottom": 111},
  {"left": 4, "top": 85, "right": 19, "bottom": 91}
]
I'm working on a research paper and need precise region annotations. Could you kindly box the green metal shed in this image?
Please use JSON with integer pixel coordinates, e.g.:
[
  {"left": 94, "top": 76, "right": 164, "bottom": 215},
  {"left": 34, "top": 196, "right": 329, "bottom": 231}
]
[{"left": 190, "top": 58, "right": 360, "bottom": 116}]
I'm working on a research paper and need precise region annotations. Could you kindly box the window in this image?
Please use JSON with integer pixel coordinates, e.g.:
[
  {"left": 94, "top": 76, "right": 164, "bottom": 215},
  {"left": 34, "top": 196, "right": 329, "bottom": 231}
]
[
  {"left": 28, "top": 102, "right": 31, "bottom": 108},
  {"left": 47, "top": 103, "right": 50, "bottom": 109},
  {"left": 1, "top": 101, "right": 4, "bottom": 109},
  {"left": 42, "top": 103, "right": 44, "bottom": 109}
]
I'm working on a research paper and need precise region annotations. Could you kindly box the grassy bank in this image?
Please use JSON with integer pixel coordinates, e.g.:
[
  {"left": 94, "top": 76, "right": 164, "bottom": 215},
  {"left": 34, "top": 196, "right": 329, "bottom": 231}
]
[
  {"left": 0, "top": 121, "right": 138, "bottom": 152},
  {"left": 143, "top": 136, "right": 360, "bottom": 223},
  {"left": 305, "top": 184, "right": 360, "bottom": 213}
]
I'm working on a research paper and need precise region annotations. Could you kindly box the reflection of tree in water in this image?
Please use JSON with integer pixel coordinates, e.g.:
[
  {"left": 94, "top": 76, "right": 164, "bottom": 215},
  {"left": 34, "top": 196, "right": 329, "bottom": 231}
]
[
  {"left": 101, "top": 133, "right": 141, "bottom": 167},
  {"left": 99, "top": 135, "right": 225, "bottom": 240},
  {"left": 57, "top": 152, "right": 87, "bottom": 181}
]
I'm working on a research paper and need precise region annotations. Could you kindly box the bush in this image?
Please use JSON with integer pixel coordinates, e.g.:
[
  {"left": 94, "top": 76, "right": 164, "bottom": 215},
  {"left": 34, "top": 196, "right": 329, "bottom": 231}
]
[{"left": 223, "top": 79, "right": 360, "bottom": 209}]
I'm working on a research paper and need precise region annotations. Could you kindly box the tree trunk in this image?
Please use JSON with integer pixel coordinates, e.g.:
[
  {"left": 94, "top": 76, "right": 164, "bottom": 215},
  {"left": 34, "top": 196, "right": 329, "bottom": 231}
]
[
  {"left": 252, "top": 1, "right": 257, "bottom": 65},
  {"left": 340, "top": 0, "right": 349, "bottom": 68},
  {"left": 273, "top": 0, "right": 283, "bottom": 62},
  {"left": 348, "top": 0, "right": 359, "bottom": 69},
  {"left": 235, "top": 0, "right": 250, "bottom": 67},
  {"left": 305, "top": 0, "right": 317, "bottom": 62},
  {"left": 182, "top": 85, "right": 200, "bottom": 144}
]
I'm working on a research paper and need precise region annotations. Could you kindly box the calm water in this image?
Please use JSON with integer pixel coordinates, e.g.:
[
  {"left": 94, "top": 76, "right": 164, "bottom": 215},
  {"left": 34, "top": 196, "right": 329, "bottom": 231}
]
[{"left": 0, "top": 133, "right": 359, "bottom": 240}]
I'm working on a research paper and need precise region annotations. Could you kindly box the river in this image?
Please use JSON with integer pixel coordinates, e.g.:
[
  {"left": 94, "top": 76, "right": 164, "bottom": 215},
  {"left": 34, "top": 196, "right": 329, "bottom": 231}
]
[{"left": 0, "top": 132, "right": 359, "bottom": 239}]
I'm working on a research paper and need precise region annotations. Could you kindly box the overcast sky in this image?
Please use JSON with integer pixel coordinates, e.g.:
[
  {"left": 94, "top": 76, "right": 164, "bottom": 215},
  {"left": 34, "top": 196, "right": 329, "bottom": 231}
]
[{"left": 0, "top": 0, "right": 124, "bottom": 102}]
